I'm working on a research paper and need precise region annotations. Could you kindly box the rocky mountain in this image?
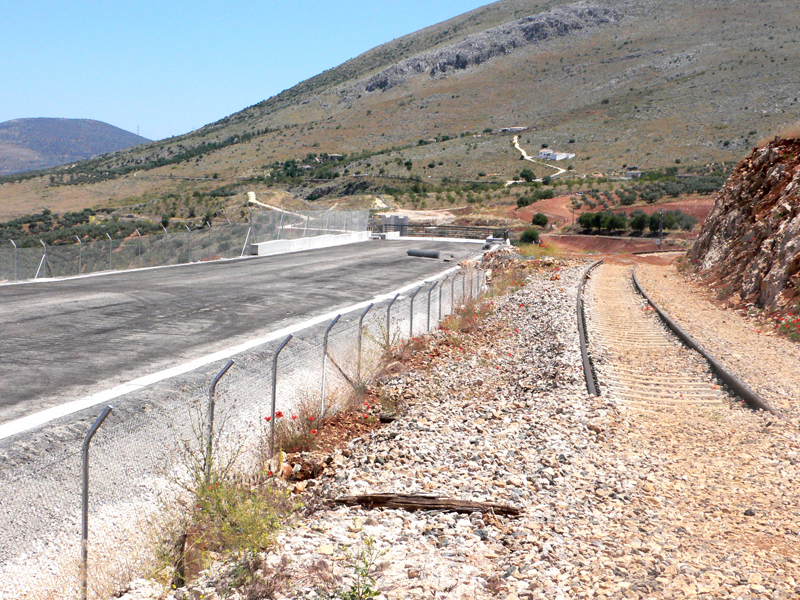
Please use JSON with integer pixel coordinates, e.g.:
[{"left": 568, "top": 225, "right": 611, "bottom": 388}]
[
  {"left": 688, "top": 135, "right": 800, "bottom": 310},
  {"left": 0, "top": 118, "right": 149, "bottom": 176}
]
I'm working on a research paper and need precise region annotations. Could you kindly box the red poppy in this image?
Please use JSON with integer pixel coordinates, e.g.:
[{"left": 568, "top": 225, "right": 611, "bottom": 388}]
[
  {"left": 276, "top": 411, "right": 284, "bottom": 418},
  {"left": 311, "top": 429, "right": 318, "bottom": 435},
  {"left": 291, "top": 415, "right": 298, "bottom": 420},
  {"left": 267, "top": 470, "right": 273, "bottom": 477},
  {"left": 309, "top": 416, "right": 315, "bottom": 421},
  {"left": 265, "top": 416, "right": 272, "bottom": 422}
]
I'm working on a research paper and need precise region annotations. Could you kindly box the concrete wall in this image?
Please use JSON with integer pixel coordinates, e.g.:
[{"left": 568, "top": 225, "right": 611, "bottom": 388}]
[{"left": 250, "top": 231, "right": 371, "bottom": 257}]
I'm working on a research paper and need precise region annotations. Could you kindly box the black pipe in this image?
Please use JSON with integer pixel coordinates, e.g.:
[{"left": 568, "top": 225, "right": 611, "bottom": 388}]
[{"left": 407, "top": 249, "right": 441, "bottom": 259}]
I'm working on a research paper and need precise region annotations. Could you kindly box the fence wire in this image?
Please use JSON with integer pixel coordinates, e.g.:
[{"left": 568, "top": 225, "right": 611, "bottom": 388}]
[
  {"left": 0, "top": 264, "right": 486, "bottom": 600},
  {"left": 0, "top": 210, "right": 368, "bottom": 283}
]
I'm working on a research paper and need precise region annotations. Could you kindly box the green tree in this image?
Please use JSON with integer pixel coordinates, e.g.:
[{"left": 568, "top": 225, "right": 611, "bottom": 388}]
[
  {"left": 520, "top": 228, "right": 540, "bottom": 244},
  {"left": 520, "top": 168, "right": 535, "bottom": 182},
  {"left": 532, "top": 213, "right": 548, "bottom": 227},
  {"left": 629, "top": 210, "right": 648, "bottom": 232},
  {"left": 578, "top": 212, "right": 594, "bottom": 229}
]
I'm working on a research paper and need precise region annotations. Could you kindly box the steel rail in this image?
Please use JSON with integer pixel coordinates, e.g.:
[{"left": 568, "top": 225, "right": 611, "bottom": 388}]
[
  {"left": 577, "top": 260, "right": 603, "bottom": 396},
  {"left": 631, "top": 266, "right": 781, "bottom": 417}
]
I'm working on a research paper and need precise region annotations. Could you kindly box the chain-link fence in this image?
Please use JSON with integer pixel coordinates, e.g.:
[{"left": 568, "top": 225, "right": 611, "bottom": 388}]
[
  {"left": 0, "top": 264, "right": 488, "bottom": 600},
  {"left": 0, "top": 210, "right": 369, "bottom": 283}
]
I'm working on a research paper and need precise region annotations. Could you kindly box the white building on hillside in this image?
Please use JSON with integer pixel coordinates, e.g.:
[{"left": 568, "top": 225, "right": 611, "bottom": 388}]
[{"left": 538, "top": 149, "right": 576, "bottom": 161}]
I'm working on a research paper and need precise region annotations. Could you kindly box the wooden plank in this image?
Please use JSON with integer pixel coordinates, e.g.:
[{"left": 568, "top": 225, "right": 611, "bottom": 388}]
[{"left": 332, "top": 493, "right": 521, "bottom": 515}]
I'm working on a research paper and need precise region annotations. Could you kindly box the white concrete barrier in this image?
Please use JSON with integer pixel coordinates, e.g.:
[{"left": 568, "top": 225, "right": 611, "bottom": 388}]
[{"left": 251, "top": 231, "right": 370, "bottom": 257}]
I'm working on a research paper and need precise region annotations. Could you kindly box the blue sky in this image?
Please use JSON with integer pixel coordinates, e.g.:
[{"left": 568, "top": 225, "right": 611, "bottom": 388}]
[{"left": 1, "top": 1, "right": 489, "bottom": 141}]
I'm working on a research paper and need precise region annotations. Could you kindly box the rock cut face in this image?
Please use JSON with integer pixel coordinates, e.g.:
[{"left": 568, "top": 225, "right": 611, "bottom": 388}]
[{"left": 688, "top": 138, "right": 800, "bottom": 309}]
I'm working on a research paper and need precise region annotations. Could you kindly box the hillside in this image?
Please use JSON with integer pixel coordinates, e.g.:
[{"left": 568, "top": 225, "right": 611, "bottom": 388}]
[
  {"left": 0, "top": 118, "right": 149, "bottom": 176},
  {"left": 688, "top": 134, "right": 800, "bottom": 311},
  {"left": 0, "top": 0, "right": 798, "bottom": 220}
]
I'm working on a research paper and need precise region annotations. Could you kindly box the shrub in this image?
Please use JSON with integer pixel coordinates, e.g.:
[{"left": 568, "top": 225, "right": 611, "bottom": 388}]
[
  {"left": 520, "top": 228, "right": 540, "bottom": 244},
  {"left": 532, "top": 213, "right": 548, "bottom": 227}
]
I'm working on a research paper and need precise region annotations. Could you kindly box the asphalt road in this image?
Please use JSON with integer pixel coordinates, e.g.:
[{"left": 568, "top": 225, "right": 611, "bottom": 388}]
[{"left": 0, "top": 240, "right": 479, "bottom": 424}]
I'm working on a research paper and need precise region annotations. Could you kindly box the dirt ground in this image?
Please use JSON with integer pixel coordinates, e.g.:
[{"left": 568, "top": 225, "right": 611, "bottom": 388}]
[{"left": 542, "top": 234, "right": 689, "bottom": 255}]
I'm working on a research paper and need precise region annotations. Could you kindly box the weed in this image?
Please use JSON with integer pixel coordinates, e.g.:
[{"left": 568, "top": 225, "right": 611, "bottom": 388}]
[
  {"left": 514, "top": 243, "right": 562, "bottom": 259},
  {"left": 337, "top": 536, "right": 386, "bottom": 600},
  {"left": 268, "top": 389, "right": 330, "bottom": 455},
  {"left": 488, "top": 264, "right": 527, "bottom": 296},
  {"left": 153, "top": 397, "right": 300, "bottom": 587},
  {"left": 715, "top": 283, "right": 733, "bottom": 300},
  {"left": 775, "top": 315, "right": 800, "bottom": 341},
  {"left": 440, "top": 298, "right": 494, "bottom": 334}
]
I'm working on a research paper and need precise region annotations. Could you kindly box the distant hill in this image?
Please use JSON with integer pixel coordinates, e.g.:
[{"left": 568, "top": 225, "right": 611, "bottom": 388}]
[
  {"left": 0, "top": 0, "right": 798, "bottom": 221},
  {"left": 0, "top": 118, "right": 149, "bottom": 175}
]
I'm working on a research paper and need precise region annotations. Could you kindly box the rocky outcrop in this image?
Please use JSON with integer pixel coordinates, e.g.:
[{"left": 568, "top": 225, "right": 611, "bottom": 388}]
[
  {"left": 688, "top": 137, "right": 800, "bottom": 309},
  {"left": 364, "top": 3, "right": 622, "bottom": 93}
]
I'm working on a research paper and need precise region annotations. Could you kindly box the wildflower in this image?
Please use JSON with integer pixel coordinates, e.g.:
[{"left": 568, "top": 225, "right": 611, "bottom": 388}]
[
  {"left": 276, "top": 411, "right": 284, "bottom": 418},
  {"left": 267, "top": 470, "right": 273, "bottom": 477},
  {"left": 364, "top": 401, "right": 369, "bottom": 407},
  {"left": 309, "top": 416, "right": 315, "bottom": 421},
  {"left": 514, "top": 329, "right": 519, "bottom": 334},
  {"left": 265, "top": 416, "right": 272, "bottom": 422},
  {"left": 291, "top": 415, "right": 298, "bottom": 420},
  {"left": 363, "top": 414, "right": 368, "bottom": 419},
  {"left": 311, "top": 429, "right": 318, "bottom": 435}
]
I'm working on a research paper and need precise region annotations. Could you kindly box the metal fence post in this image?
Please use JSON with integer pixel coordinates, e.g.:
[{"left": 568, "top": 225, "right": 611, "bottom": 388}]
[
  {"left": 205, "top": 360, "right": 234, "bottom": 482},
  {"left": 450, "top": 274, "right": 456, "bottom": 312},
  {"left": 75, "top": 235, "right": 82, "bottom": 274},
  {"left": 386, "top": 293, "right": 399, "bottom": 347},
  {"left": 9, "top": 240, "right": 17, "bottom": 281},
  {"left": 277, "top": 211, "right": 284, "bottom": 240},
  {"left": 162, "top": 226, "right": 169, "bottom": 265},
  {"left": 241, "top": 226, "right": 252, "bottom": 257},
  {"left": 462, "top": 269, "right": 468, "bottom": 301},
  {"left": 470, "top": 269, "right": 475, "bottom": 300},
  {"left": 409, "top": 285, "right": 424, "bottom": 337},
  {"left": 426, "top": 281, "right": 438, "bottom": 332},
  {"left": 80, "top": 405, "right": 113, "bottom": 600},
  {"left": 321, "top": 314, "right": 341, "bottom": 418},
  {"left": 303, "top": 211, "right": 309, "bottom": 237},
  {"left": 439, "top": 275, "right": 447, "bottom": 322},
  {"left": 35, "top": 240, "right": 47, "bottom": 279},
  {"left": 270, "top": 335, "right": 292, "bottom": 457},
  {"left": 106, "top": 233, "right": 112, "bottom": 271},
  {"left": 185, "top": 225, "right": 192, "bottom": 263},
  {"left": 135, "top": 229, "right": 142, "bottom": 269},
  {"left": 357, "top": 303, "right": 374, "bottom": 383}
]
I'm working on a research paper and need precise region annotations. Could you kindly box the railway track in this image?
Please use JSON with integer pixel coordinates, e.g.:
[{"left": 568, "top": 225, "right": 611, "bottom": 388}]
[{"left": 583, "top": 262, "right": 733, "bottom": 410}]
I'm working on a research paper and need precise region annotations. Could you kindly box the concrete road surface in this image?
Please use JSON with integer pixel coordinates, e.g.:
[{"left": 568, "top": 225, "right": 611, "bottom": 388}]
[{"left": 0, "top": 240, "right": 479, "bottom": 425}]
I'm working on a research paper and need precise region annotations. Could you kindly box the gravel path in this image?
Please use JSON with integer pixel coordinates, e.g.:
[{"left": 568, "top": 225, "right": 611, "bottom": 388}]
[
  {"left": 635, "top": 262, "right": 800, "bottom": 419},
  {"left": 109, "top": 258, "right": 800, "bottom": 600}
]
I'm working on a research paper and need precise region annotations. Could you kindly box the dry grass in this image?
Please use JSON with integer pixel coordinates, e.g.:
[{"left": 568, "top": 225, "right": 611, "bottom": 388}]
[{"left": 757, "top": 120, "right": 800, "bottom": 148}]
